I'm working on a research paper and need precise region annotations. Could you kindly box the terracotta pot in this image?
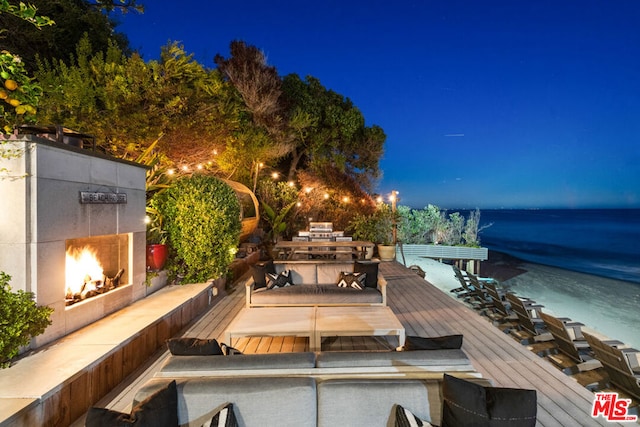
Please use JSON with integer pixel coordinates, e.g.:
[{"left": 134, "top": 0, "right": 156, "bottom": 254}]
[{"left": 146, "top": 244, "right": 168, "bottom": 271}]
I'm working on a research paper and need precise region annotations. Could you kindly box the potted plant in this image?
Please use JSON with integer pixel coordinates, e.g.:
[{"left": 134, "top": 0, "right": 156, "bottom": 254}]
[
  {"left": 146, "top": 204, "right": 169, "bottom": 271},
  {"left": 348, "top": 205, "right": 397, "bottom": 260}
]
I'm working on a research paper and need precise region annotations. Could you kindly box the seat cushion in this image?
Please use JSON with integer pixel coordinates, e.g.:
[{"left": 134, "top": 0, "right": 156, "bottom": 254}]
[
  {"left": 251, "top": 284, "right": 382, "bottom": 305},
  {"left": 316, "top": 349, "right": 471, "bottom": 368}
]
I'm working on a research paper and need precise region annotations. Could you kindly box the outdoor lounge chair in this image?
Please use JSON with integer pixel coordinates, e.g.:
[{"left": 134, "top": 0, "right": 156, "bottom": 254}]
[
  {"left": 483, "top": 281, "right": 519, "bottom": 326},
  {"left": 582, "top": 331, "right": 640, "bottom": 401},
  {"left": 539, "top": 312, "right": 601, "bottom": 374},
  {"left": 504, "top": 293, "right": 552, "bottom": 344},
  {"left": 450, "top": 267, "right": 492, "bottom": 311}
]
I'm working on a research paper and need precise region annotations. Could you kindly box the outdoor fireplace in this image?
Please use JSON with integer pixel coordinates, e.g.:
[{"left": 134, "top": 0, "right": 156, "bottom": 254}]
[
  {"left": 65, "top": 234, "right": 129, "bottom": 306},
  {"left": 0, "top": 133, "right": 148, "bottom": 348}
]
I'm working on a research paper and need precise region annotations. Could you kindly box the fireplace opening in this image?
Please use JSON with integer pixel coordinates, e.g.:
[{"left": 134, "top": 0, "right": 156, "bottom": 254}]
[{"left": 65, "top": 234, "right": 130, "bottom": 306}]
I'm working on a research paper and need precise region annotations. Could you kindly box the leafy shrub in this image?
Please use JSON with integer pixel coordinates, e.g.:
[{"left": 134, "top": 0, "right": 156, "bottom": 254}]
[
  {"left": 397, "top": 205, "right": 489, "bottom": 246},
  {"left": 158, "top": 175, "right": 241, "bottom": 283},
  {"left": 0, "top": 272, "right": 53, "bottom": 368}
]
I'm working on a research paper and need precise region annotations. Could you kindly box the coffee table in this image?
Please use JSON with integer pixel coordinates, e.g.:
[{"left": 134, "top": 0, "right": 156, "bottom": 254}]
[
  {"left": 314, "top": 306, "right": 405, "bottom": 351},
  {"left": 225, "top": 307, "right": 316, "bottom": 348}
]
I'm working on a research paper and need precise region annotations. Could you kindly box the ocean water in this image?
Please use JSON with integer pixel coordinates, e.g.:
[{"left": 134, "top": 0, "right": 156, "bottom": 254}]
[
  {"left": 476, "top": 208, "right": 640, "bottom": 348},
  {"left": 479, "top": 209, "right": 640, "bottom": 284}
]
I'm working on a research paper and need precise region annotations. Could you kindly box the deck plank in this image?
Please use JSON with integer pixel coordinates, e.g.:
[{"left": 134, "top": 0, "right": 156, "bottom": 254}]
[{"left": 71, "top": 263, "right": 626, "bottom": 427}]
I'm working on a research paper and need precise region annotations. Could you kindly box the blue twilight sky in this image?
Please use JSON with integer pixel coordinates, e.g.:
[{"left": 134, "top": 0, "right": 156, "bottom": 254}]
[{"left": 116, "top": 0, "right": 640, "bottom": 209}]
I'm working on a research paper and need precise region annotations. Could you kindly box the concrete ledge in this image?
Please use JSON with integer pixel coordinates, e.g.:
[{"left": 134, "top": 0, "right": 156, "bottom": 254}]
[{"left": 0, "top": 281, "right": 214, "bottom": 427}]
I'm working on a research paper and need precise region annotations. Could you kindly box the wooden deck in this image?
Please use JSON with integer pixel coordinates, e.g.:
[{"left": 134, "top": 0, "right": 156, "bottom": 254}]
[{"left": 72, "top": 261, "right": 630, "bottom": 427}]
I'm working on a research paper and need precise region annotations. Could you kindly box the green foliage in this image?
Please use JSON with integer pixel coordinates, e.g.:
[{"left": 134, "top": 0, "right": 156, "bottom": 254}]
[
  {"left": 0, "top": 0, "right": 132, "bottom": 71},
  {"left": 397, "top": 205, "right": 489, "bottom": 247},
  {"left": 256, "top": 178, "right": 299, "bottom": 240},
  {"left": 0, "top": 272, "right": 53, "bottom": 368},
  {"left": 262, "top": 200, "right": 296, "bottom": 244},
  {"left": 281, "top": 73, "right": 385, "bottom": 189},
  {"left": 348, "top": 203, "right": 396, "bottom": 245},
  {"left": 158, "top": 175, "right": 241, "bottom": 283},
  {"left": 0, "top": 1, "right": 53, "bottom": 132},
  {"left": 35, "top": 39, "right": 240, "bottom": 164}
]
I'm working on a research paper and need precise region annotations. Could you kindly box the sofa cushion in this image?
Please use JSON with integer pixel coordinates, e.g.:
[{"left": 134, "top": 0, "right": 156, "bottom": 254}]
[
  {"left": 395, "top": 404, "right": 432, "bottom": 427},
  {"left": 317, "top": 379, "right": 437, "bottom": 427},
  {"left": 87, "top": 379, "right": 177, "bottom": 427},
  {"left": 316, "top": 349, "right": 471, "bottom": 369},
  {"left": 275, "top": 263, "right": 317, "bottom": 283},
  {"left": 266, "top": 270, "right": 294, "bottom": 289},
  {"left": 251, "top": 260, "right": 275, "bottom": 289},
  {"left": 403, "top": 334, "right": 463, "bottom": 351},
  {"left": 442, "top": 374, "right": 537, "bottom": 427},
  {"left": 158, "top": 352, "right": 316, "bottom": 376},
  {"left": 316, "top": 262, "right": 355, "bottom": 284},
  {"left": 134, "top": 377, "right": 317, "bottom": 427},
  {"left": 166, "top": 338, "right": 223, "bottom": 356},
  {"left": 354, "top": 261, "right": 379, "bottom": 288},
  {"left": 336, "top": 272, "right": 366, "bottom": 290},
  {"left": 251, "top": 284, "right": 382, "bottom": 305}
]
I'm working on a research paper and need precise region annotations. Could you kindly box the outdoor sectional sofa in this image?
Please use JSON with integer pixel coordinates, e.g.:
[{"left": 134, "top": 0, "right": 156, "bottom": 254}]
[
  {"left": 245, "top": 259, "right": 387, "bottom": 308},
  {"left": 128, "top": 367, "right": 535, "bottom": 427}
]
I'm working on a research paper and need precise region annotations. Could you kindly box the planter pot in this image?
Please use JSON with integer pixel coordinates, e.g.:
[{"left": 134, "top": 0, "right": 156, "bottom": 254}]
[
  {"left": 377, "top": 244, "right": 396, "bottom": 261},
  {"left": 146, "top": 244, "right": 168, "bottom": 271},
  {"left": 363, "top": 246, "right": 375, "bottom": 260}
]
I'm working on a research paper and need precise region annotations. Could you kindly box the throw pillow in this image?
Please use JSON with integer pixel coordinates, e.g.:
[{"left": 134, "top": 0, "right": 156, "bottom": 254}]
[
  {"left": 336, "top": 271, "right": 366, "bottom": 290},
  {"left": 354, "top": 261, "right": 379, "bottom": 288},
  {"left": 220, "top": 342, "right": 243, "bottom": 355},
  {"left": 202, "top": 403, "right": 238, "bottom": 427},
  {"left": 86, "top": 380, "right": 178, "bottom": 427},
  {"left": 403, "top": 334, "right": 463, "bottom": 351},
  {"left": 394, "top": 404, "right": 432, "bottom": 427},
  {"left": 166, "top": 338, "right": 224, "bottom": 356},
  {"left": 442, "top": 374, "right": 537, "bottom": 427},
  {"left": 266, "top": 270, "right": 294, "bottom": 289},
  {"left": 251, "top": 260, "right": 275, "bottom": 289}
]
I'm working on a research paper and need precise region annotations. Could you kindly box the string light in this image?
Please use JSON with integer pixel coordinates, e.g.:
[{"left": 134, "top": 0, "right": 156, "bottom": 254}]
[
  {"left": 323, "top": 193, "right": 330, "bottom": 199},
  {"left": 271, "top": 172, "right": 279, "bottom": 179}
]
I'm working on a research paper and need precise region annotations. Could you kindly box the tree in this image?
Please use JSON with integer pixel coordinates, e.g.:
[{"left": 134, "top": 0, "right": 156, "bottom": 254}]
[
  {"left": 0, "top": 0, "right": 134, "bottom": 72},
  {"left": 0, "top": 1, "right": 54, "bottom": 132},
  {"left": 36, "top": 39, "right": 239, "bottom": 163},
  {"left": 281, "top": 74, "right": 385, "bottom": 190}
]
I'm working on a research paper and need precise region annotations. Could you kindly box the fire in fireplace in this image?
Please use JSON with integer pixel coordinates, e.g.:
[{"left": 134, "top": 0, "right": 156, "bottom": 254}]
[{"left": 65, "top": 234, "right": 129, "bottom": 306}]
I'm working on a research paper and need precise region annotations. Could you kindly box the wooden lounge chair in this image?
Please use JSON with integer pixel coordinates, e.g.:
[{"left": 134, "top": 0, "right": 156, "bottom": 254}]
[
  {"left": 483, "top": 281, "right": 518, "bottom": 327},
  {"left": 539, "top": 312, "right": 601, "bottom": 374},
  {"left": 450, "top": 267, "right": 492, "bottom": 311},
  {"left": 504, "top": 293, "right": 552, "bottom": 344},
  {"left": 582, "top": 331, "right": 640, "bottom": 401}
]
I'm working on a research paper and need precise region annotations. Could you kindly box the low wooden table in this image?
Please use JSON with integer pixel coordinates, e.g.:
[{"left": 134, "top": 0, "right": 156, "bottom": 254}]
[
  {"left": 314, "top": 306, "right": 405, "bottom": 351},
  {"left": 225, "top": 306, "right": 405, "bottom": 352},
  {"left": 225, "top": 307, "right": 316, "bottom": 348}
]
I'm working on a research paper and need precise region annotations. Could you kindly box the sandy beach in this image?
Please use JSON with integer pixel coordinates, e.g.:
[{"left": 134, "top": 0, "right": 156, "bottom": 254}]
[{"left": 401, "top": 251, "right": 640, "bottom": 351}]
